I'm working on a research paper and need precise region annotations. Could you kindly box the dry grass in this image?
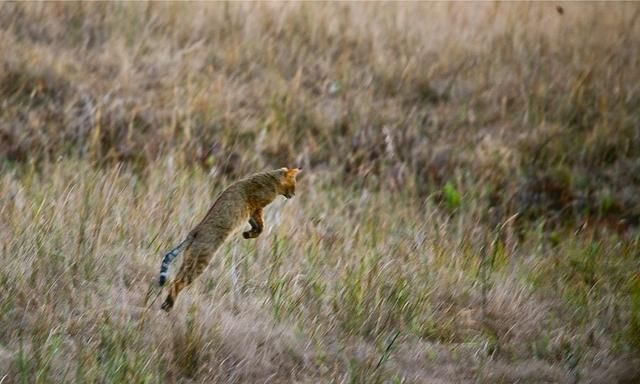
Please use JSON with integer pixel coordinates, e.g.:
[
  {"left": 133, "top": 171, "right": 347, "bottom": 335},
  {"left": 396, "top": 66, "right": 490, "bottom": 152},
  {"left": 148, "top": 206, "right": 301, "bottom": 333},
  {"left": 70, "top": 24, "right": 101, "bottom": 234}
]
[{"left": 1, "top": 2, "right": 640, "bottom": 383}]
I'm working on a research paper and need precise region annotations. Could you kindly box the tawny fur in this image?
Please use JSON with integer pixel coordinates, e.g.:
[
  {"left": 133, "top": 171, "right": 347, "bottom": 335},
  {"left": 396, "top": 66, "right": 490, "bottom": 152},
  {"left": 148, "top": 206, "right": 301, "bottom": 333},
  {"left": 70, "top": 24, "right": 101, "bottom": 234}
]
[{"left": 160, "top": 167, "right": 300, "bottom": 311}]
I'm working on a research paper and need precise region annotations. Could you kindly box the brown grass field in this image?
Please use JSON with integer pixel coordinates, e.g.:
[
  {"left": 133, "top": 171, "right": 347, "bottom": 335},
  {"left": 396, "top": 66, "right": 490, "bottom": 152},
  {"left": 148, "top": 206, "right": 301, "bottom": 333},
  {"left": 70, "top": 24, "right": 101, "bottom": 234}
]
[{"left": 1, "top": 2, "right": 640, "bottom": 383}]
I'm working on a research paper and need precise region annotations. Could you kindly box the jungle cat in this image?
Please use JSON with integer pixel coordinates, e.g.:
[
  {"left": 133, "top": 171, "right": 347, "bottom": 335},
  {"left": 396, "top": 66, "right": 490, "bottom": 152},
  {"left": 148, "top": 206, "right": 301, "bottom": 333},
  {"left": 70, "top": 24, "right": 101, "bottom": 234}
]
[{"left": 158, "top": 167, "right": 301, "bottom": 311}]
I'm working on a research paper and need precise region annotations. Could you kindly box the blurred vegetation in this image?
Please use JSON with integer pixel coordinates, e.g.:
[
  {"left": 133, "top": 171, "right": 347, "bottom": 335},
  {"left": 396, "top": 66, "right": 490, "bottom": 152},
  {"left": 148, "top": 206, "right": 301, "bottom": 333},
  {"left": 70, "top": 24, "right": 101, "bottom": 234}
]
[
  {"left": 1, "top": 2, "right": 639, "bottom": 229},
  {"left": 0, "top": 2, "right": 639, "bottom": 383}
]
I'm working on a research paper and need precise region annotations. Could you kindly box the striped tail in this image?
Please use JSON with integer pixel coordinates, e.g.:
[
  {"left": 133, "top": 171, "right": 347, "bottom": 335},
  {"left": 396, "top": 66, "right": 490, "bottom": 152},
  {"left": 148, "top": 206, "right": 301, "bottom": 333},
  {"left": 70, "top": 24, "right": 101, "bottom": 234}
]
[{"left": 158, "top": 236, "right": 193, "bottom": 286}]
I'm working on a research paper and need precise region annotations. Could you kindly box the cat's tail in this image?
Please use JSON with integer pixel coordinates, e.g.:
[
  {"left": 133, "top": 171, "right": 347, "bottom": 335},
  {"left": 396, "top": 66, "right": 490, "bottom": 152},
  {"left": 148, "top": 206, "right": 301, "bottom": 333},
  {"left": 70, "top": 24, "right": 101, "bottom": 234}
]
[{"left": 158, "top": 234, "right": 195, "bottom": 286}]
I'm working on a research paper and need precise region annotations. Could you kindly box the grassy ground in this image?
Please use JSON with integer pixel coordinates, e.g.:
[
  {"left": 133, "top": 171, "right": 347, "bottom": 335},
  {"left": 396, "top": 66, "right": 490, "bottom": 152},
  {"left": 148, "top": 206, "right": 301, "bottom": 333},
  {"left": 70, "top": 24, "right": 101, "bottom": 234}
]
[{"left": 1, "top": 2, "right": 640, "bottom": 383}]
